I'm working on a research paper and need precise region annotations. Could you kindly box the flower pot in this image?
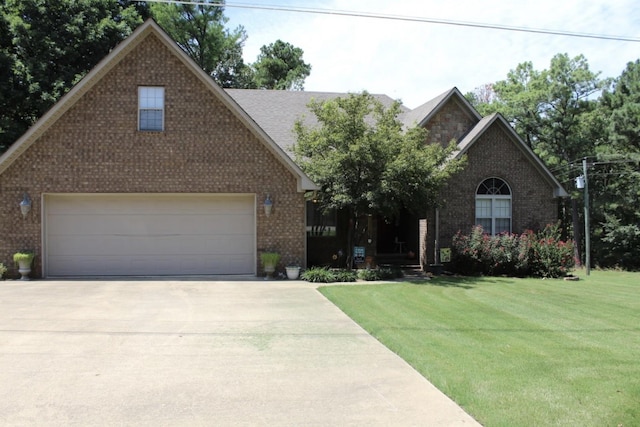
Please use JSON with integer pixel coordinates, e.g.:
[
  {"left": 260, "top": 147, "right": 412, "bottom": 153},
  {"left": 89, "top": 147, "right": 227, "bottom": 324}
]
[
  {"left": 17, "top": 260, "right": 31, "bottom": 281},
  {"left": 286, "top": 266, "right": 300, "bottom": 280},
  {"left": 264, "top": 264, "right": 276, "bottom": 280}
]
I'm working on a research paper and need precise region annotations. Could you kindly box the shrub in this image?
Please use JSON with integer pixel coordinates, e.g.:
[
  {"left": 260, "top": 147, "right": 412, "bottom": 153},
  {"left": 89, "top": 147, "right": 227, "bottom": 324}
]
[
  {"left": 333, "top": 270, "right": 358, "bottom": 282},
  {"left": 301, "top": 267, "right": 337, "bottom": 283},
  {"left": 0, "top": 263, "right": 6, "bottom": 279},
  {"left": 357, "top": 267, "right": 401, "bottom": 281},
  {"left": 357, "top": 269, "right": 382, "bottom": 281},
  {"left": 452, "top": 224, "right": 574, "bottom": 278}
]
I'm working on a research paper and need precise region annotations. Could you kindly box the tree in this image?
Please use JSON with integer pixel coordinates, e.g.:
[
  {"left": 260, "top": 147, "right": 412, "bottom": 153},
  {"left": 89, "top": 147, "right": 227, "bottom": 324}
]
[
  {"left": 0, "top": 0, "right": 147, "bottom": 152},
  {"left": 591, "top": 60, "right": 640, "bottom": 268},
  {"left": 149, "top": 0, "right": 254, "bottom": 88},
  {"left": 149, "top": 1, "right": 311, "bottom": 90},
  {"left": 252, "top": 40, "right": 311, "bottom": 90},
  {"left": 293, "top": 92, "right": 463, "bottom": 268}
]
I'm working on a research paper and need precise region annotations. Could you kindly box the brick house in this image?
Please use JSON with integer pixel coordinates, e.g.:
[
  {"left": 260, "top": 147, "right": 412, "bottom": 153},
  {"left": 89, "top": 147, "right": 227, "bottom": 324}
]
[{"left": 0, "top": 20, "right": 566, "bottom": 278}]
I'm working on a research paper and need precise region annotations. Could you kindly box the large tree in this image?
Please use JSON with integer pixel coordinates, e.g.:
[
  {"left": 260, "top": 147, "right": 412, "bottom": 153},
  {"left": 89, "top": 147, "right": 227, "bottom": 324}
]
[
  {"left": 0, "top": 0, "right": 147, "bottom": 152},
  {"left": 591, "top": 60, "right": 640, "bottom": 268},
  {"left": 293, "top": 92, "right": 463, "bottom": 267},
  {"left": 149, "top": 0, "right": 253, "bottom": 88},
  {"left": 252, "top": 40, "right": 311, "bottom": 90},
  {"left": 149, "top": 0, "right": 311, "bottom": 90}
]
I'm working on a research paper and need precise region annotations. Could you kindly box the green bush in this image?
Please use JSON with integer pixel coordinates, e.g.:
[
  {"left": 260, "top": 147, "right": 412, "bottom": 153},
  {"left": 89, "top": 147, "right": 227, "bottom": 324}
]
[
  {"left": 0, "top": 263, "right": 6, "bottom": 279},
  {"left": 357, "top": 269, "right": 382, "bottom": 281},
  {"left": 357, "top": 267, "right": 404, "bottom": 281},
  {"left": 301, "top": 267, "right": 337, "bottom": 283},
  {"left": 452, "top": 224, "right": 575, "bottom": 278},
  {"left": 333, "top": 270, "right": 358, "bottom": 282}
]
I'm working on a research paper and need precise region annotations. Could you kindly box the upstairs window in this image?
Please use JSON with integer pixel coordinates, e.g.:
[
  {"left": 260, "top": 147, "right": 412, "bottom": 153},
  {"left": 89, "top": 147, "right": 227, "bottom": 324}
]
[
  {"left": 475, "top": 177, "right": 512, "bottom": 235},
  {"left": 138, "top": 86, "right": 164, "bottom": 131}
]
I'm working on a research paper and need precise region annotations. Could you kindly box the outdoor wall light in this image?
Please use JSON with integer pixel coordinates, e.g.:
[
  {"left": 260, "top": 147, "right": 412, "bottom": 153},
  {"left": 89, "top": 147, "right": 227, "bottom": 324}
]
[
  {"left": 20, "top": 193, "right": 32, "bottom": 218},
  {"left": 264, "top": 194, "right": 273, "bottom": 217}
]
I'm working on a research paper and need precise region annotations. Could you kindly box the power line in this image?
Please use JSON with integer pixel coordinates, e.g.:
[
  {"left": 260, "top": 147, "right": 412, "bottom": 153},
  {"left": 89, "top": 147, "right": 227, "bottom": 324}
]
[{"left": 138, "top": 0, "right": 640, "bottom": 43}]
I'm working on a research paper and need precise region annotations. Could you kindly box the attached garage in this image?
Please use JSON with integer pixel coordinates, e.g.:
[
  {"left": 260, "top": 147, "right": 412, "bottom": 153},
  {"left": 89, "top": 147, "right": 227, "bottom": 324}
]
[{"left": 43, "top": 194, "right": 256, "bottom": 277}]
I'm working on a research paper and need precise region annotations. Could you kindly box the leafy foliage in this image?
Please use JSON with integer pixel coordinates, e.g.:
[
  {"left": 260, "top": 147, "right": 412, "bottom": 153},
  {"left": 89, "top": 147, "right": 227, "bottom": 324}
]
[
  {"left": 357, "top": 267, "right": 403, "bottom": 281},
  {"left": 0, "top": 263, "right": 6, "bottom": 279},
  {"left": 452, "top": 224, "right": 575, "bottom": 278},
  {"left": 150, "top": 0, "right": 253, "bottom": 88},
  {"left": 294, "top": 92, "right": 463, "bottom": 267},
  {"left": 300, "top": 267, "right": 337, "bottom": 283},
  {"left": 149, "top": 1, "right": 310, "bottom": 90},
  {"left": 253, "top": 40, "right": 311, "bottom": 90},
  {"left": 591, "top": 59, "right": 640, "bottom": 269}
]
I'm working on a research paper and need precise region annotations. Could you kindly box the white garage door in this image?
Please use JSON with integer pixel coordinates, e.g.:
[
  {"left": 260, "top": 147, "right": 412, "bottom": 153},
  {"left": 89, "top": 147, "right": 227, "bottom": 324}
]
[{"left": 44, "top": 194, "right": 255, "bottom": 276}]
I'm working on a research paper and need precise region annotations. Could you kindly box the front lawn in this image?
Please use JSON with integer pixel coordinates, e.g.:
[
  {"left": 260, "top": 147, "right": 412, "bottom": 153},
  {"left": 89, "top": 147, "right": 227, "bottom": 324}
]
[{"left": 318, "top": 271, "right": 640, "bottom": 426}]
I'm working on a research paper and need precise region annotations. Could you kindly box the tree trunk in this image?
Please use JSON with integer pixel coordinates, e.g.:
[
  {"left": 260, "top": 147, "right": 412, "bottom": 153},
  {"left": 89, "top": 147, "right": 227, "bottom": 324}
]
[{"left": 346, "top": 212, "right": 355, "bottom": 270}]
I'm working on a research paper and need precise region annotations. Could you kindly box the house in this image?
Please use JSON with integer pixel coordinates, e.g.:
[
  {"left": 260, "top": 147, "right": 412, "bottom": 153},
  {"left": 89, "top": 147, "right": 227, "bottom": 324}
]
[{"left": 0, "top": 19, "right": 567, "bottom": 278}]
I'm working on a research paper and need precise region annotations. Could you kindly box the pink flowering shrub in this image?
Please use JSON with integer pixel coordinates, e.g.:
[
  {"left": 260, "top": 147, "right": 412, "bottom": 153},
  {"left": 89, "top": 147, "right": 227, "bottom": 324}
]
[{"left": 452, "top": 223, "right": 574, "bottom": 278}]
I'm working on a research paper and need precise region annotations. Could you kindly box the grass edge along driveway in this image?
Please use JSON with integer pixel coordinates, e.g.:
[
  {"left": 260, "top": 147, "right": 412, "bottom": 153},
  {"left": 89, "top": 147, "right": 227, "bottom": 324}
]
[{"left": 318, "top": 271, "right": 640, "bottom": 427}]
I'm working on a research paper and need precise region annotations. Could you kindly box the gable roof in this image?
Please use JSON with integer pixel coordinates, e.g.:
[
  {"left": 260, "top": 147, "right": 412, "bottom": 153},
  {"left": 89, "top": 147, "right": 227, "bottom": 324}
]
[
  {"left": 226, "top": 89, "right": 402, "bottom": 153},
  {"left": 400, "top": 87, "right": 482, "bottom": 128},
  {"left": 0, "top": 19, "right": 317, "bottom": 192},
  {"left": 456, "top": 113, "right": 569, "bottom": 197}
]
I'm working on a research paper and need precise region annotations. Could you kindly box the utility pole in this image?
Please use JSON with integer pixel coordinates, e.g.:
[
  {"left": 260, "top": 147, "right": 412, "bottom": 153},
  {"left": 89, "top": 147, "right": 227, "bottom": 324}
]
[
  {"left": 582, "top": 158, "right": 591, "bottom": 276},
  {"left": 575, "top": 158, "right": 591, "bottom": 276}
]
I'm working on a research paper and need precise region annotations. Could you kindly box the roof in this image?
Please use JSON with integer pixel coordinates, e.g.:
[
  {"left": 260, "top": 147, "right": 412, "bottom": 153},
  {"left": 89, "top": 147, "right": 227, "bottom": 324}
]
[
  {"left": 402, "top": 87, "right": 481, "bottom": 128},
  {"left": 0, "top": 19, "right": 317, "bottom": 192},
  {"left": 456, "top": 113, "right": 569, "bottom": 197},
  {"left": 226, "top": 89, "right": 402, "bottom": 153}
]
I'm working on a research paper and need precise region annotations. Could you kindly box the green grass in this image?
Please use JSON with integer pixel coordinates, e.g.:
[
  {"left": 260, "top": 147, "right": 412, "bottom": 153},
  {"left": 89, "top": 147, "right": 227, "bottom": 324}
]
[{"left": 318, "top": 270, "right": 640, "bottom": 427}]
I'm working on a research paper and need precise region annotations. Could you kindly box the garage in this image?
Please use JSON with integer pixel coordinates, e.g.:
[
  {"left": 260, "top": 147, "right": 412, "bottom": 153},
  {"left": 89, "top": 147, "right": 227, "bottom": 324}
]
[{"left": 43, "top": 194, "right": 256, "bottom": 277}]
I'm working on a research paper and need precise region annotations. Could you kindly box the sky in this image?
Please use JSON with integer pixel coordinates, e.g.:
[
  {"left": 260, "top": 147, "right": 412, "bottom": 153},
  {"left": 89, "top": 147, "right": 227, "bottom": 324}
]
[{"left": 224, "top": 0, "right": 640, "bottom": 108}]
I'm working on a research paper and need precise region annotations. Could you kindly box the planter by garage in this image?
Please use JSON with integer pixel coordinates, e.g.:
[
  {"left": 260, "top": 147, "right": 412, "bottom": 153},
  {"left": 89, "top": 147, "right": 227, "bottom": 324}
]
[{"left": 286, "top": 266, "right": 300, "bottom": 280}]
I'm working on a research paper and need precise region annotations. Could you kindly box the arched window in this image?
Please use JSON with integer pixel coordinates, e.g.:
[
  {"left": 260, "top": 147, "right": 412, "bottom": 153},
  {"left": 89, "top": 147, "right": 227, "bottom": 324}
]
[{"left": 475, "top": 178, "right": 512, "bottom": 235}]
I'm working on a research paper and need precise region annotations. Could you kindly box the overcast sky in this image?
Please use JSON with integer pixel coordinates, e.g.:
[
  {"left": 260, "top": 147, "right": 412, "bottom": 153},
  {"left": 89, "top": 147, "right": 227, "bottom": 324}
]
[{"left": 224, "top": 0, "right": 640, "bottom": 108}]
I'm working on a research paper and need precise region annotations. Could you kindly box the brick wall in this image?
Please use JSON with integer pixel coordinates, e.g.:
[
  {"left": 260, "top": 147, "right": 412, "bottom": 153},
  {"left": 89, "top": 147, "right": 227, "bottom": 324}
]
[{"left": 0, "top": 33, "right": 306, "bottom": 277}]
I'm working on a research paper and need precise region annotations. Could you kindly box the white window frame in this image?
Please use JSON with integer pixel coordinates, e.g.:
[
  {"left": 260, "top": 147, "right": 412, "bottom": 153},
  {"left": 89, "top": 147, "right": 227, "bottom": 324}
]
[
  {"left": 138, "top": 86, "right": 164, "bottom": 131},
  {"left": 475, "top": 178, "right": 512, "bottom": 235}
]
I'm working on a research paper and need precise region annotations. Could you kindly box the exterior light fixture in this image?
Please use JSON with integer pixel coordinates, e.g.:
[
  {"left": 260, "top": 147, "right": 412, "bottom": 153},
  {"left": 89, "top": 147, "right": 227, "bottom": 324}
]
[
  {"left": 264, "top": 194, "right": 273, "bottom": 217},
  {"left": 20, "top": 193, "right": 32, "bottom": 218}
]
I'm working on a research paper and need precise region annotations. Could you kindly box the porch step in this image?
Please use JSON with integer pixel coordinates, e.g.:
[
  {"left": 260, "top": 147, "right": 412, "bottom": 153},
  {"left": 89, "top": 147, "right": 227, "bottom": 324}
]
[{"left": 375, "top": 253, "right": 426, "bottom": 279}]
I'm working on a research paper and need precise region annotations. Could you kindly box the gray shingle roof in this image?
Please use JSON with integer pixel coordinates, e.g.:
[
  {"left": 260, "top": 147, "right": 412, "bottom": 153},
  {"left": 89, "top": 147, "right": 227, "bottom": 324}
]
[{"left": 225, "top": 89, "right": 405, "bottom": 154}]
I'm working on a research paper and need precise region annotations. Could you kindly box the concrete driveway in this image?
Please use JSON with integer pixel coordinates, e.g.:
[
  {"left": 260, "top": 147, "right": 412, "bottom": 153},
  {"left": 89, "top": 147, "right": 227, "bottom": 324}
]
[{"left": 0, "top": 279, "right": 480, "bottom": 426}]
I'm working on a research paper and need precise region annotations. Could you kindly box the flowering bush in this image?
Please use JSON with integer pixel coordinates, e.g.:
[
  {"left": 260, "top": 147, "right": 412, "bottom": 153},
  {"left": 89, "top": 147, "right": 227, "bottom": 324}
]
[{"left": 452, "top": 224, "right": 574, "bottom": 278}]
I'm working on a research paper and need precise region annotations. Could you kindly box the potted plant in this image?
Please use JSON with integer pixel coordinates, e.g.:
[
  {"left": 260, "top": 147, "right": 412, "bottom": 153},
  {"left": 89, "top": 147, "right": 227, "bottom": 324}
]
[
  {"left": 286, "top": 265, "right": 301, "bottom": 280},
  {"left": 260, "top": 252, "right": 280, "bottom": 279},
  {"left": 13, "top": 251, "right": 35, "bottom": 281}
]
